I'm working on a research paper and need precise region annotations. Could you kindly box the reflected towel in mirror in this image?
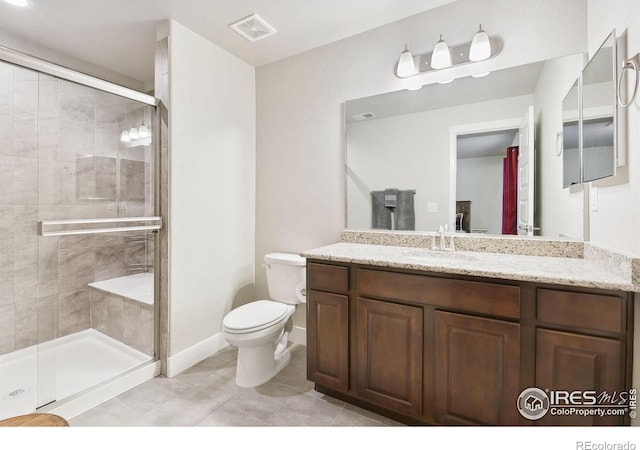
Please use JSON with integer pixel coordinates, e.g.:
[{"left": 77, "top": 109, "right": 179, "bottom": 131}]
[{"left": 371, "top": 189, "right": 415, "bottom": 230}]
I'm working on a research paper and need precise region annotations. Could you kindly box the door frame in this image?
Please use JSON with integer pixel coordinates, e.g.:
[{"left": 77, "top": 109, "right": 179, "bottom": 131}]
[{"left": 449, "top": 117, "right": 523, "bottom": 233}]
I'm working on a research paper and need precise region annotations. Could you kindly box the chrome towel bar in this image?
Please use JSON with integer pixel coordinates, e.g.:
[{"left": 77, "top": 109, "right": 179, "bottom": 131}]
[{"left": 617, "top": 53, "right": 639, "bottom": 107}]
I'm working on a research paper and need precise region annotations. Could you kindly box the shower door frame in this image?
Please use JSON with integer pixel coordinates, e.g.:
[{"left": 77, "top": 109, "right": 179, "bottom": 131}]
[{"left": 0, "top": 45, "right": 162, "bottom": 412}]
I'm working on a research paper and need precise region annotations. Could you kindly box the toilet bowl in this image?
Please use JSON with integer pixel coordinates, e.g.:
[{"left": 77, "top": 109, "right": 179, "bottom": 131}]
[{"left": 222, "top": 252, "right": 306, "bottom": 387}]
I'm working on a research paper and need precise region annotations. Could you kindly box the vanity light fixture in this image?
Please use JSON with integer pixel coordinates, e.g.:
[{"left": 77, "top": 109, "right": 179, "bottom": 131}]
[
  {"left": 469, "top": 25, "right": 491, "bottom": 61},
  {"left": 394, "top": 25, "right": 502, "bottom": 83},
  {"left": 120, "top": 123, "right": 151, "bottom": 143},
  {"left": 396, "top": 45, "right": 417, "bottom": 78},
  {"left": 137, "top": 122, "right": 150, "bottom": 139},
  {"left": 129, "top": 126, "right": 140, "bottom": 140},
  {"left": 469, "top": 25, "right": 491, "bottom": 77},
  {"left": 430, "top": 35, "right": 452, "bottom": 69}
]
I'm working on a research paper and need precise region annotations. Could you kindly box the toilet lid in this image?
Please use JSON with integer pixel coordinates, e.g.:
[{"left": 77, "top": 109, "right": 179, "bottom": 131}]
[{"left": 223, "top": 300, "right": 291, "bottom": 333}]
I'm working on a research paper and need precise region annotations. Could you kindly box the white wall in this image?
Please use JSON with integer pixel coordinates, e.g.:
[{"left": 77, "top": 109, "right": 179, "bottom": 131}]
[
  {"left": 587, "top": 0, "right": 640, "bottom": 255},
  {"left": 346, "top": 94, "right": 533, "bottom": 232},
  {"left": 0, "top": 29, "right": 145, "bottom": 91},
  {"left": 457, "top": 155, "right": 504, "bottom": 234},
  {"left": 586, "top": 0, "right": 640, "bottom": 427},
  {"left": 167, "top": 21, "right": 255, "bottom": 368}
]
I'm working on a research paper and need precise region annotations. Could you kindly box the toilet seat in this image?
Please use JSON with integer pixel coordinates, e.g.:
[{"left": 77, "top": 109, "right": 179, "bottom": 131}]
[{"left": 223, "top": 300, "right": 292, "bottom": 334}]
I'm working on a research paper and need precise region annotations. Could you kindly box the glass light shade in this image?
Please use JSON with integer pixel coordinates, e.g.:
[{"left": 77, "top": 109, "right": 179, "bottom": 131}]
[
  {"left": 431, "top": 35, "right": 452, "bottom": 70},
  {"left": 120, "top": 130, "right": 131, "bottom": 143},
  {"left": 129, "top": 127, "right": 140, "bottom": 140},
  {"left": 138, "top": 123, "right": 150, "bottom": 139},
  {"left": 469, "top": 26, "right": 491, "bottom": 62},
  {"left": 396, "top": 45, "right": 417, "bottom": 78}
]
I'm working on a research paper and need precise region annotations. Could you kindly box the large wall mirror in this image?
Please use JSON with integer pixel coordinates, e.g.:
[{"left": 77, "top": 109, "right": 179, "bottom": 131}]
[{"left": 345, "top": 53, "right": 587, "bottom": 239}]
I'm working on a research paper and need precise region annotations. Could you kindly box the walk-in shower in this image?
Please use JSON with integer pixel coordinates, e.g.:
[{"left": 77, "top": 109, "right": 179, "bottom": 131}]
[{"left": 0, "top": 46, "right": 160, "bottom": 420}]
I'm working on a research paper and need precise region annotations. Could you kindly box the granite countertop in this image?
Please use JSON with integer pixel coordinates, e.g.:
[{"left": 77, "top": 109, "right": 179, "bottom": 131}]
[{"left": 302, "top": 242, "right": 638, "bottom": 292}]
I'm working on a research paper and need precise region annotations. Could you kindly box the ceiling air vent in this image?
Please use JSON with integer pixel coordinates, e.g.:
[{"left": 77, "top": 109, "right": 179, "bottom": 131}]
[
  {"left": 230, "top": 14, "right": 277, "bottom": 42},
  {"left": 352, "top": 112, "right": 377, "bottom": 121}
]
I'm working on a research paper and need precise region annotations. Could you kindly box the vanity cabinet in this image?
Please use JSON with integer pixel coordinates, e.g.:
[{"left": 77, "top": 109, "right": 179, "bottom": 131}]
[
  {"left": 307, "top": 290, "right": 349, "bottom": 392},
  {"left": 355, "top": 297, "right": 423, "bottom": 416},
  {"left": 306, "top": 260, "right": 634, "bottom": 426},
  {"left": 307, "top": 263, "right": 350, "bottom": 393},
  {"left": 434, "top": 311, "right": 521, "bottom": 425},
  {"left": 534, "top": 289, "right": 629, "bottom": 426}
]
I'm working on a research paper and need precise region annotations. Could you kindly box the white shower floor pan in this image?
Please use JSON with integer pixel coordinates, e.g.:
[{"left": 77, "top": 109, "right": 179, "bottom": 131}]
[{"left": 0, "top": 328, "right": 153, "bottom": 421}]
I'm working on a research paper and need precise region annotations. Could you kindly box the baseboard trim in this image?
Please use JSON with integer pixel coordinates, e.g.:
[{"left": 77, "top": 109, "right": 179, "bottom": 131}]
[
  {"left": 166, "top": 333, "right": 228, "bottom": 377},
  {"left": 166, "top": 327, "right": 305, "bottom": 378}
]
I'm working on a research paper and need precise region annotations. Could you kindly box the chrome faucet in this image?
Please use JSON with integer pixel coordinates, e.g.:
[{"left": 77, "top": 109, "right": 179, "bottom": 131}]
[{"left": 431, "top": 224, "right": 455, "bottom": 252}]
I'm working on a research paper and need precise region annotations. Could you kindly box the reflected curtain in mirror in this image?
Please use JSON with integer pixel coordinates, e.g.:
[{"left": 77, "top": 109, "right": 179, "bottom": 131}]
[{"left": 502, "top": 146, "right": 519, "bottom": 235}]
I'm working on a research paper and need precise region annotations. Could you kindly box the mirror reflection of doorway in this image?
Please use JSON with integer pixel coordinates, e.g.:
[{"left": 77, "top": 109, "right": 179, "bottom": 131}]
[{"left": 456, "top": 128, "right": 519, "bottom": 235}]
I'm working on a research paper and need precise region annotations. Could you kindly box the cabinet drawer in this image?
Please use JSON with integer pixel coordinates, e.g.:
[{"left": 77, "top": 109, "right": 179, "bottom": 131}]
[
  {"left": 537, "top": 289, "right": 624, "bottom": 334},
  {"left": 357, "top": 269, "right": 519, "bottom": 319},
  {"left": 308, "top": 262, "right": 349, "bottom": 293}
]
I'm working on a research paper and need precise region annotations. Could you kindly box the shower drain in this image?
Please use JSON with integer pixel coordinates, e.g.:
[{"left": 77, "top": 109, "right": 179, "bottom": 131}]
[{"left": 3, "top": 386, "right": 30, "bottom": 399}]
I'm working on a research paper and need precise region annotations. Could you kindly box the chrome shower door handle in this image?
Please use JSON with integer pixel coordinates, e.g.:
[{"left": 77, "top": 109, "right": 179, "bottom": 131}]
[{"left": 38, "top": 216, "right": 163, "bottom": 237}]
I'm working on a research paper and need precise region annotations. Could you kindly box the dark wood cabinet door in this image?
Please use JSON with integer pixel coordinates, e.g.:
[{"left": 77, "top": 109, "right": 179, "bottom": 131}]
[
  {"left": 434, "top": 311, "right": 521, "bottom": 425},
  {"left": 536, "top": 329, "right": 625, "bottom": 426},
  {"left": 356, "top": 297, "right": 423, "bottom": 416},
  {"left": 306, "top": 290, "right": 349, "bottom": 392}
]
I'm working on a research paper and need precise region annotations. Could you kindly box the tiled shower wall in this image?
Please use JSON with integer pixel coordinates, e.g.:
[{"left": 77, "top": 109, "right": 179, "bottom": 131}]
[{"left": 0, "top": 60, "right": 154, "bottom": 356}]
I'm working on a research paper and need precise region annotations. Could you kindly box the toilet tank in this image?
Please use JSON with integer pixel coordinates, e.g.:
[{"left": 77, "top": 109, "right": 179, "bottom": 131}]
[{"left": 264, "top": 252, "right": 306, "bottom": 305}]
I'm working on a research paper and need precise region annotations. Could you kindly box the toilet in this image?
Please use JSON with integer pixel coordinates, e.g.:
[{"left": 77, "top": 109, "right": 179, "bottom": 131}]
[{"left": 222, "top": 252, "right": 306, "bottom": 387}]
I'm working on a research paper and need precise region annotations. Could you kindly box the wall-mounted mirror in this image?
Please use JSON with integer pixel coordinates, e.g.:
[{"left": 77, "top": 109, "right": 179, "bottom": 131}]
[
  {"left": 562, "top": 79, "right": 580, "bottom": 188},
  {"left": 562, "top": 31, "right": 617, "bottom": 189},
  {"left": 345, "top": 53, "right": 586, "bottom": 239},
  {"left": 582, "top": 31, "right": 616, "bottom": 183}
]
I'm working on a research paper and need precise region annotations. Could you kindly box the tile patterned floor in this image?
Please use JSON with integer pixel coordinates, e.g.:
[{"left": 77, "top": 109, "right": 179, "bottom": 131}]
[{"left": 69, "top": 344, "right": 402, "bottom": 427}]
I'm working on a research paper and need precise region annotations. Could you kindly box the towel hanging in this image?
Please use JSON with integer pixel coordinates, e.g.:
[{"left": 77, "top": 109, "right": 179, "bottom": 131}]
[{"left": 371, "top": 189, "right": 416, "bottom": 230}]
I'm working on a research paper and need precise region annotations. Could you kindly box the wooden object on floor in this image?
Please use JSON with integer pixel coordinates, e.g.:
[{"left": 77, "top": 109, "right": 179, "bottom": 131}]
[{"left": 0, "top": 413, "right": 69, "bottom": 427}]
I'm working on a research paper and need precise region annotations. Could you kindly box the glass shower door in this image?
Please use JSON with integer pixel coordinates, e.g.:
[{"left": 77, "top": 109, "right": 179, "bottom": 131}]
[
  {"left": 0, "top": 60, "right": 55, "bottom": 419},
  {"left": 0, "top": 48, "right": 159, "bottom": 420},
  {"left": 33, "top": 72, "right": 158, "bottom": 407}
]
